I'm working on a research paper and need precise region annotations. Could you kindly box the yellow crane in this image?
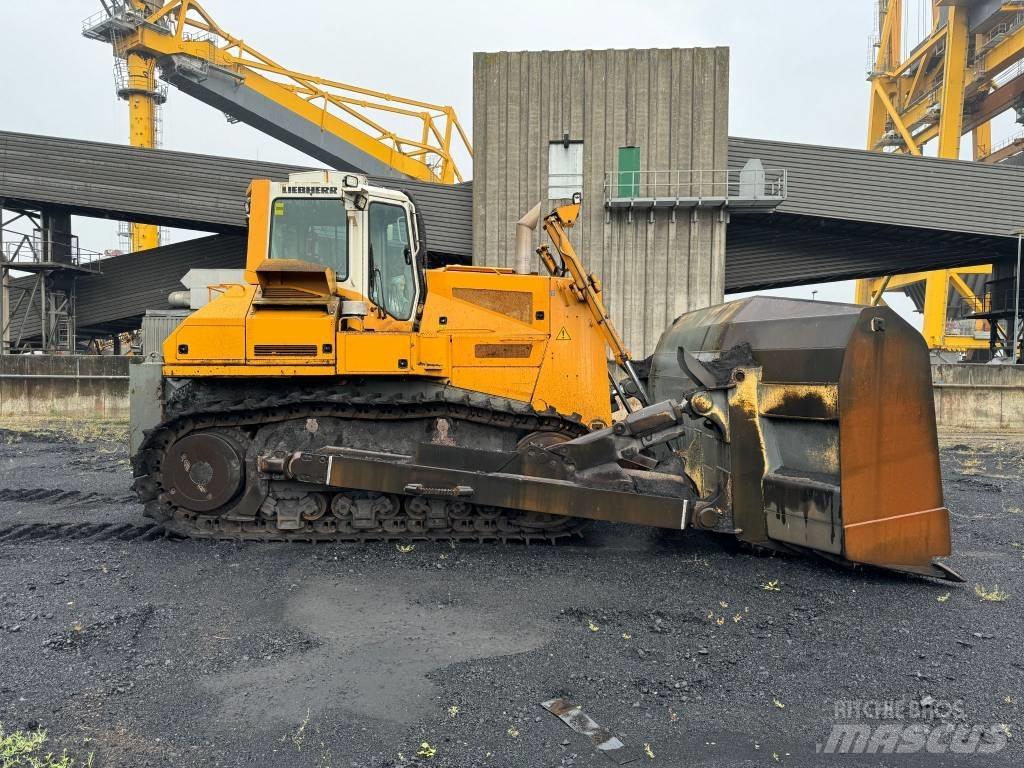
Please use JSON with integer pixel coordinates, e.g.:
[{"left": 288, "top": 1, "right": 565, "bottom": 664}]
[
  {"left": 861, "top": 0, "right": 1024, "bottom": 355},
  {"left": 83, "top": 0, "right": 472, "bottom": 252}
]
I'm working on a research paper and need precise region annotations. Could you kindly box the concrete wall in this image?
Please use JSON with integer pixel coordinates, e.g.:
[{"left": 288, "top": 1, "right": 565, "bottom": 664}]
[
  {"left": 933, "top": 363, "right": 1024, "bottom": 432},
  {"left": 1, "top": 356, "right": 1020, "bottom": 430},
  {"left": 472, "top": 48, "right": 730, "bottom": 355},
  {"left": 0, "top": 355, "right": 129, "bottom": 419}
]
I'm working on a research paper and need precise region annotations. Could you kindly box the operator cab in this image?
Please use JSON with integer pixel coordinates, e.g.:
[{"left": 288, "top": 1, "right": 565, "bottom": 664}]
[{"left": 258, "top": 170, "right": 423, "bottom": 321}]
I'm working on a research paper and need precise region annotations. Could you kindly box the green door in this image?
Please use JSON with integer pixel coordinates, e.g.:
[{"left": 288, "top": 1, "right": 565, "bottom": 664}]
[{"left": 617, "top": 146, "right": 640, "bottom": 197}]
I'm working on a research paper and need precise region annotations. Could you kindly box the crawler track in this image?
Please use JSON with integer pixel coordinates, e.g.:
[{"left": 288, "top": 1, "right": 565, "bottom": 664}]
[{"left": 133, "top": 379, "right": 591, "bottom": 543}]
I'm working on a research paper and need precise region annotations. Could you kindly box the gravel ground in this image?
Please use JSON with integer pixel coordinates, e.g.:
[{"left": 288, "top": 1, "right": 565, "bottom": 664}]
[{"left": 0, "top": 423, "right": 1021, "bottom": 767}]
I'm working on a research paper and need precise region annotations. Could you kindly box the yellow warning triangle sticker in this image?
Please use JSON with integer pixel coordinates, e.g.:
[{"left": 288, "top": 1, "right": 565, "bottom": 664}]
[{"left": 556, "top": 326, "right": 572, "bottom": 341}]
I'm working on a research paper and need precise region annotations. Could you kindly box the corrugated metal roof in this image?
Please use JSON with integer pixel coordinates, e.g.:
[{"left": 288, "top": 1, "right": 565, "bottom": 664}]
[
  {"left": 728, "top": 135, "right": 1024, "bottom": 238},
  {"left": 4, "top": 130, "right": 1023, "bottom": 329},
  {"left": 10, "top": 234, "right": 245, "bottom": 339},
  {"left": 724, "top": 212, "right": 1014, "bottom": 291},
  {"left": 37, "top": 217, "right": 1012, "bottom": 334},
  {"left": 76, "top": 234, "right": 246, "bottom": 332},
  {"left": 4, "top": 129, "right": 1022, "bottom": 247},
  {"left": 0, "top": 130, "right": 472, "bottom": 258},
  {"left": 725, "top": 136, "right": 1024, "bottom": 291}
]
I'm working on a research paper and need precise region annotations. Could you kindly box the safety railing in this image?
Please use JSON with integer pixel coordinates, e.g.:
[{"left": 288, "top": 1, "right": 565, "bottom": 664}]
[
  {"left": 0, "top": 230, "right": 102, "bottom": 273},
  {"left": 81, "top": 3, "right": 148, "bottom": 41},
  {"left": 986, "top": 287, "right": 1024, "bottom": 316},
  {"left": 944, "top": 319, "right": 991, "bottom": 340},
  {"left": 604, "top": 168, "right": 787, "bottom": 205},
  {"left": 902, "top": 83, "right": 941, "bottom": 115},
  {"left": 950, "top": 278, "right": 1024, "bottom": 318},
  {"left": 986, "top": 130, "right": 1024, "bottom": 158},
  {"left": 979, "top": 13, "right": 1024, "bottom": 56}
]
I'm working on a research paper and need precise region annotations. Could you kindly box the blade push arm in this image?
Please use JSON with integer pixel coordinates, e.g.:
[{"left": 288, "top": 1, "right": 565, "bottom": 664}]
[{"left": 259, "top": 396, "right": 706, "bottom": 531}]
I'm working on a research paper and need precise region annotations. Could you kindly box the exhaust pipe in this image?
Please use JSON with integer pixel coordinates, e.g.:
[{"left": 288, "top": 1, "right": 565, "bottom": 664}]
[{"left": 515, "top": 202, "right": 543, "bottom": 274}]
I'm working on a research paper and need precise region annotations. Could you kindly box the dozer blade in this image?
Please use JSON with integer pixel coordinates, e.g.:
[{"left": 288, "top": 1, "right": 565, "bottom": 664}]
[{"left": 648, "top": 296, "right": 957, "bottom": 580}]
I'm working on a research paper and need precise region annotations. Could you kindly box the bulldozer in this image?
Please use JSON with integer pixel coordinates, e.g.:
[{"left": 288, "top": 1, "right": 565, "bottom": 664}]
[{"left": 129, "top": 170, "right": 960, "bottom": 581}]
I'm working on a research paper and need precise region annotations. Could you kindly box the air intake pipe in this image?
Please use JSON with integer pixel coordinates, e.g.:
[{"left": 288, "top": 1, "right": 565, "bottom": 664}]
[
  {"left": 515, "top": 202, "right": 543, "bottom": 274},
  {"left": 167, "top": 290, "right": 190, "bottom": 308}
]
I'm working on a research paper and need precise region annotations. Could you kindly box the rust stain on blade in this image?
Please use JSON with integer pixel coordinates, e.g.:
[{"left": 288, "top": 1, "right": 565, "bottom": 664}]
[
  {"left": 540, "top": 698, "right": 641, "bottom": 764},
  {"left": 838, "top": 307, "right": 951, "bottom": 567}
]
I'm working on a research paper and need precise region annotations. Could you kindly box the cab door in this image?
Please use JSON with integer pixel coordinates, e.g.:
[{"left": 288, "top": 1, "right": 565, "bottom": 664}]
[
  {"left": 339, "top": 199, "right": 434, "bottom": 374},
  {"left": 365, "top": 200, "right": 420, "bottom": 326}
]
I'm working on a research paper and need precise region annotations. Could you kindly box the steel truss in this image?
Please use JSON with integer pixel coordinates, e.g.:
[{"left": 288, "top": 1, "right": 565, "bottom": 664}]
[{"left": 862, "top": 0, "right": 1024, "bottom": 356}]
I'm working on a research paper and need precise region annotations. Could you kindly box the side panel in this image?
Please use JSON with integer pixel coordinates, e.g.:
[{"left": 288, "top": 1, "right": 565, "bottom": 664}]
[
  {"left": 453, "top": 366, "right": 542, "bottom": 403},
  {"left": 532, "top": 282, "right": 613, "bottom": 427},
  {"left": 341, "top": 333, "right": 414, "bottom": 374},
  {"left": 173, "top": 325, "right": 246, "bottom": 363},
  {"left": 128, "top": 360, "right": 164, "bottom": 456},
  {"left": 245, "top": 179, "right": 271, "bottom": 275},
  {"left": 163, "top": 284, "right": 252, "bottom": 364},
  {"left": 838, "top": 306, "right": 951, "bottom": 566},
  {"left": 413, "top": 335, "right": 450, "bottom": 374},
  {"left": 428, "top": 270, "right": 552, "bottom": 407},
  {"left": 247, "top": 307, "right": 336, "bottom": 366},
  {"left": 450, "top": 335, "right": 548, "bottom": 368},
  {"left": 418, "top": 269, "right": 612, "bottom": 427}
]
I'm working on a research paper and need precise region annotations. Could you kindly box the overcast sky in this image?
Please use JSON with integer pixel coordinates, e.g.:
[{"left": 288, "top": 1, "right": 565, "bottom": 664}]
[{"left": 3, "top": 0, "right": 961, "bottom": 323}]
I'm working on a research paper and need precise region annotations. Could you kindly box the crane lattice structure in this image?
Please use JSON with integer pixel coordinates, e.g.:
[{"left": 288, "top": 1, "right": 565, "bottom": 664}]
[
  {"left": 83, "top": 0, "right": 472, "bottom": 252},
  {"left": 861, "top": 0, "right": 1024, "bottom": 356}
]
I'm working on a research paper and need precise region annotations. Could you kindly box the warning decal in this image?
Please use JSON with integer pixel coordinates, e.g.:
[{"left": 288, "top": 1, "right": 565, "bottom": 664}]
[{"left": 555, "top": 326, "right": 572, "bottom": 341}]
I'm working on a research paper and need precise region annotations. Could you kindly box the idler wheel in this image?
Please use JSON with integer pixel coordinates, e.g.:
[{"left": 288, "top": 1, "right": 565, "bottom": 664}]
[
  {"left": 516, "top": 431, "right": 572, "bottom": 451},
  {"left": 164, "top": 432, "right": 245, "bottom": 513}
]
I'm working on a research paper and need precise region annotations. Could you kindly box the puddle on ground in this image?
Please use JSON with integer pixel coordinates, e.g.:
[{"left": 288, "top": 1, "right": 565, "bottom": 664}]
[{"left": 203, "top": 575, "right": 547, "bottom": 725}]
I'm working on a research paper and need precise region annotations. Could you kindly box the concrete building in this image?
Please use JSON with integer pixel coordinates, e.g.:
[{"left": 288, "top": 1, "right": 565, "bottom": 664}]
[{"left": 472, "top": 48, "right": 730, "bottom": 355}]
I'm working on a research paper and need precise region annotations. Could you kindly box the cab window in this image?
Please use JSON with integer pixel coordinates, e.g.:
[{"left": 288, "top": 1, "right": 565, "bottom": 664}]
[
  {"left": 269, "top": 198, "right": 349, "bottom": 278},
  {"left": 368, "top": 202, "right": 416, "bottom": 320}
]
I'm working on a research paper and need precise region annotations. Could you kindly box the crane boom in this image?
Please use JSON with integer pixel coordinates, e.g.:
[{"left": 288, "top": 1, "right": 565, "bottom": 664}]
[{"left": 83, "top": 0, "right": 472, "bottom": 184}]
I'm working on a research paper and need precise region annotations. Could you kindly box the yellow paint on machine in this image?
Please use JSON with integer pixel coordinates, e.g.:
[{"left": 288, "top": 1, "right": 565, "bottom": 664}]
[{"left": 163, "top": 181, "right": 615, "bottom": 430}]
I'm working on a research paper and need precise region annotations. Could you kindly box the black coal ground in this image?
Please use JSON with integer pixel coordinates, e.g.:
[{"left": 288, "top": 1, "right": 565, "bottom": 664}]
[{"left": 0, "top": 426, "right": 1021, "bottom": 767}]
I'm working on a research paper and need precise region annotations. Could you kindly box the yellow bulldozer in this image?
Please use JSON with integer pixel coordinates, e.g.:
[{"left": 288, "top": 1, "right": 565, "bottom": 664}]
[{"left": 130, "top": 170, "right": 959, "bottom": 581}]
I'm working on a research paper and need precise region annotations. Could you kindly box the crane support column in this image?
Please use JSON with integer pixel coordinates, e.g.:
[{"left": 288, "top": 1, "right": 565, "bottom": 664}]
[
  {"left": 120, "top": 51, "right": 163, "bottom": 251},
  {"left": 922, "top": 270, "right": 950, "bottom": 348},
  {"left": 854, "top": 279, "right": 874, "bottom": 306},
  {"left": 860, "top": 1, "right": 1010, "bottom": 356},
  {"left": 919, "top": 7, "right": 966, "bottom": 351},
  {"left": 973, "top": 122, "right": 992, "bottom": 161},
  {"left": 937, "top": 7, "right": 969, "bottom": 159}
]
